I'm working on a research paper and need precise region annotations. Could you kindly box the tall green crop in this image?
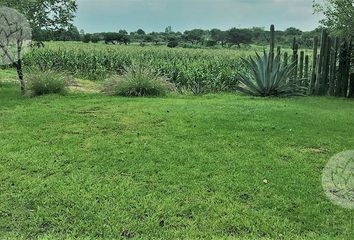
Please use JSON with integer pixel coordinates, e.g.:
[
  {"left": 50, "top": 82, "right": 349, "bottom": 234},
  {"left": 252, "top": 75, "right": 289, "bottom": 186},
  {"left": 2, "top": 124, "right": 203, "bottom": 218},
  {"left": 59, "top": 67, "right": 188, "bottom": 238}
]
[{"left": 23, "top": 42, "right": 252, "bottom": 93}]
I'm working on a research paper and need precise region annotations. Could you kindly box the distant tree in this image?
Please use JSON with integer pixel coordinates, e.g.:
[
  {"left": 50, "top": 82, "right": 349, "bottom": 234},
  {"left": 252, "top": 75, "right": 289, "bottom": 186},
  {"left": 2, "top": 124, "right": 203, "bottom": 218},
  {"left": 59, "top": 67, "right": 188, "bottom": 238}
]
[
  {"left": 137, "top": 29, "right": 146, "bottom": 35},
  {"left": 165, "top": 26, "right": 173, "bottom": 34},
  {"left": 91, "top": 34, "right": 101, "bottom": 43},
  {"left": 183, "top": 29, "right": 205, "bottom": 44},
  {"left": 205, "top": 40, "right": 217, "bottom": 47},
  {"left": 250, "top": 27, "right": 267, "bottom": 45},
  {"left": 284, "top": 27, "right": 302, "bottom": 36},
  {"left": 60, "top": 25, "right": 80, "bottom": 41},
  {"left": 82, "top": 33, "right": 91, "bottom": 43},
  {"left": 118, "top": 30, "right": 128, "bottom": 35},
  {"left": 210, "top": 28, "right": 227, "bottom": 46},
  {"left": 314, "top": 0, "right": 354, "bottom": 37},
  {"left": 226, "top": 28, "right": 253, "bottom": 47},
  {"left": 167, "top": 38, "right": 179, "bottom": 48},
  {"left": 117, "top": 30, "right": 130, "bottom": 44},
  {"left": 104, "top": 32, "right": 119, "bottom": 44}
]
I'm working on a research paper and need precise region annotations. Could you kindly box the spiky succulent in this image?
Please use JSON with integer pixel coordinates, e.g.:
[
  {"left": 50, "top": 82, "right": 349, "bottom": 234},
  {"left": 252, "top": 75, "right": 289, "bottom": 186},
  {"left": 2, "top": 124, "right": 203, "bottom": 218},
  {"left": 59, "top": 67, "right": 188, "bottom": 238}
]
[{"left": 236, "top": 51, "right": 304, "bottom": 97}]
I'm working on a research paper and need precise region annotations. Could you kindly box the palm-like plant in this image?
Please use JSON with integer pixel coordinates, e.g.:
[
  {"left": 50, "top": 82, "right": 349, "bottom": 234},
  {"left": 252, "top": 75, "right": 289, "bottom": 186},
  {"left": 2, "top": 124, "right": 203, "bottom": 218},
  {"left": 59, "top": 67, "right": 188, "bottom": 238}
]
[{"left": 236, "top": 51, "right": 304, "bottom": 97}]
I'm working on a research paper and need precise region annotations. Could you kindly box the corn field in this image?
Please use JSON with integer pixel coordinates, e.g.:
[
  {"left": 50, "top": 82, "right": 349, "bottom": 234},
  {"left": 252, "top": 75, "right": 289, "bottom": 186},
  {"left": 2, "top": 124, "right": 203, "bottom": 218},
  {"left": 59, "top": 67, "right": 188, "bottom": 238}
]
[{"left": 23, "top": 42, "right": 257, "bottom": 93}]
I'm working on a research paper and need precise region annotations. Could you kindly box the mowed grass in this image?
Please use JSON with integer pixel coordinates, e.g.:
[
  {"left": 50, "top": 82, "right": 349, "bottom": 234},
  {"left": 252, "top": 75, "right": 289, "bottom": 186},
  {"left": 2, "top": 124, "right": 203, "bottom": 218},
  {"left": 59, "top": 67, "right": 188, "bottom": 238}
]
[{"left": 1, "top": 81, "right": 354, "bottom": 239}]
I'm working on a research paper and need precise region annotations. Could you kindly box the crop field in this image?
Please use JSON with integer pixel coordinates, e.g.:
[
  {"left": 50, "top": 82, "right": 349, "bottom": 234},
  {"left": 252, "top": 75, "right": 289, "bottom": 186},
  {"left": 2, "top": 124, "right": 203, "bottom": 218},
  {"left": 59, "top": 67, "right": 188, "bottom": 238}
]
[{"left": 22, "top": 42, "right": 313, "bottom": 94}]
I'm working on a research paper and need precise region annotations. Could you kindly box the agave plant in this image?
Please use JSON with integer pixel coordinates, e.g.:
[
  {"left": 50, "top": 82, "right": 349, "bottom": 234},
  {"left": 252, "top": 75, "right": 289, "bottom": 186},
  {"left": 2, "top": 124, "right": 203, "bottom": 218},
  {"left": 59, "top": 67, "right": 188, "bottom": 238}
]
[{"left": 236, "top": 51, "right": 304, "bottom": 97}]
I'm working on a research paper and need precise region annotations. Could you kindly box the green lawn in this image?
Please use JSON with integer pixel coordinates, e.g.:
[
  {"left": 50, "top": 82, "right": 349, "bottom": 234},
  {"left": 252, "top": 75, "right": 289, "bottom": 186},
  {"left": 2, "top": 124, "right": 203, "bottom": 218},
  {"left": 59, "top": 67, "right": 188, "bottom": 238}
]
[{"left": 1, "top": 81, "right": 354, "bottom": 239}]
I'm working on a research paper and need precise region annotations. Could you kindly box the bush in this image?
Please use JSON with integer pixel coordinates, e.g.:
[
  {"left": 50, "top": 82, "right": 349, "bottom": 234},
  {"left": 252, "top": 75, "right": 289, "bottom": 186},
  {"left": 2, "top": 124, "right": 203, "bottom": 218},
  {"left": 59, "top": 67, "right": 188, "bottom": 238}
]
[
  {"left": 167, "top": 40, "right": 178, "bottom": 48},
  {"left": 103, "top": 65, "right": 175, "bottom": 97},
  {"left": 26, "top": 70, "right": 72, "bottom": 96},
  {"left": 205, "top": 40, "right": 217, "bottom": 47}
]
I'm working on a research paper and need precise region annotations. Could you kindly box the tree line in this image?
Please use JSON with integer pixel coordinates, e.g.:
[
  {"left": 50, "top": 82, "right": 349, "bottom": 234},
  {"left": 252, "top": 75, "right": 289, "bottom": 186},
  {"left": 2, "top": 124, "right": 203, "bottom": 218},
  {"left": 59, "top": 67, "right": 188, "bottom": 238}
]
[{"left": 35, "top": 26, "right": 321, "bottom": 49}]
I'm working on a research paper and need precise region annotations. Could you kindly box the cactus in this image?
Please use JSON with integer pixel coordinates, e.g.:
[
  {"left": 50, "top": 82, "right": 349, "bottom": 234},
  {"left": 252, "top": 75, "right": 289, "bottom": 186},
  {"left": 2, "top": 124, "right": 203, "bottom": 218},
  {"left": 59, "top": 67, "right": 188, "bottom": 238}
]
[
  {"left": 269, "top": 24, "right": 275, "bottom": 70},
  {"left": 348, "top": 38, "right": 353, "bottom": 98},
  {"left": 309, "top": 36, "right": 318, "bottom": 94},
  {"left": 304, "top": 55, "right": 309, "bottom": 87},
  {"left": 284, "top": 52, "right": 288, "bottom": 66},
  {"left": 299, "top": 51, "right": 304, "bottom": 81},
  {"left": 270, "top": 25, "right": 275, "bottom": 58},
  {"left": 328, "top": 38, "right": 338, "bottom": 96},
  {"left": 349, "top": 73, "right": 354, "bottom": 98},
  {"left": 315, "top": 29, "right": 328, "bottom": 95},
  {"left": 337, "top": 39, "right": 350, "bottom": 97},
  {"left": 292, "top": 38, "right": 299, "bottom": 81},
  {"left": 320, "top": 36, "right": 331, "bottom": 95}
]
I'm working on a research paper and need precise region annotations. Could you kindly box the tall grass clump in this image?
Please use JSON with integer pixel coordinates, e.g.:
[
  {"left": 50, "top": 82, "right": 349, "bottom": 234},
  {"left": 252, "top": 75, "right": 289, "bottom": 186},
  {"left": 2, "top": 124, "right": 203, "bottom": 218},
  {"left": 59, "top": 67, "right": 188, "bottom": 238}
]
[
  {"left": 103, "top": 65, "right": 175, "bottom": 97},
  {"left": 26, "top": 70, "right": 72, "bottom": 96}
]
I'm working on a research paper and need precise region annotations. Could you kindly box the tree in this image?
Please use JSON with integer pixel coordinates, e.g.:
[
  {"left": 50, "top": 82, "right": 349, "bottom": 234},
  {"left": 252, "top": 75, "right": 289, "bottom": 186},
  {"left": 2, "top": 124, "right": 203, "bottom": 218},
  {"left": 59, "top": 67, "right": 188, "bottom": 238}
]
[
  {"left": 136, "top": 29, "right": 146, "bottom": 35},
  {"left": 60, "top": 25, "right": 80, "bottom": 41},
  {"left": 82, "top": 33, "right": 91, "bottom": 43},
  {"left": 117, "top": 30, "right": 130, "bottom": 44},
  {"left": 284, "top": 27, "right": 302, "bottom": 36},
  {"left": 210, "top": 28, "right": 227, "bottom": 46},
  {"left": 0, "top": 7, "right": 32, "bottom": 94},
  {"left": 226, "top": 28, "right": 253, "bottom": 47},
  {"left": 183, "top": 29, "right": 205, "bottom": 44},
  {"left": 0, "top": 0, "right": 78, "bottom": 41},
  {"left": 314, "top": 0, "right": 354, "bottom": 38},
  {"left": 104, "top": 32, "right": 119, "bottom": 44},
  {"left": 165, "top": 26, "right": 172, "bottom": 34}
]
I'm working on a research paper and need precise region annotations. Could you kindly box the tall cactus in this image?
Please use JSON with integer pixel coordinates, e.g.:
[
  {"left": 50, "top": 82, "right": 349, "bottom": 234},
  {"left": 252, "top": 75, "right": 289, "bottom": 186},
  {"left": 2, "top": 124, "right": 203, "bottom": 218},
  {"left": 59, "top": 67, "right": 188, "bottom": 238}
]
[
  {"left": 336, "top": 39, "right": 350, "bottom": 97},
  {"left": 309, "top": 36, "right": 318, "bottom": 94},
  {"left": 349, "top": 73, "right": 354, "bottom": 98},
  {"left": 292, "top": 37, "right": 299, "bottom": 81},
  {"left": 328, "top": 38, "right": 339, "bottom": 96},
  {"left": 304, "top": 55, "right": 309, "bottom": 87},
  {"left": 321, "top": 36, "right": 331, "bottom": 95},
  {"left": 315, "top": 29, "right": 329, "bottom": 95},
  {"left": 269, "top": 24, "right": 275, "bottom": 69},
  {"left": 299, "top": 51, "right": 304, "bottom": 81},
  {"left": 348, "top": 38, "right": 353, "bottom": 98},
  {"left": 284, "top": 52, "right": 288, "bottom": 66}
]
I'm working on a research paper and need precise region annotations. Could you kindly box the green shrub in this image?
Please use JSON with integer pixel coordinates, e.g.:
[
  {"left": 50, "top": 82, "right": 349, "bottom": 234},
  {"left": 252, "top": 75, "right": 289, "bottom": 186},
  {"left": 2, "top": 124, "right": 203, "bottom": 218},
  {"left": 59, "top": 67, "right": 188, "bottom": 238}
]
[
  {"left": 103, "top": 65, "right": 175, "bottom": 97},
  {"left": 167, "top": 40, "right": 179, "bottom": 48},
  {"left": 26, "top": 70, "right": 72, "bottom": 96}
]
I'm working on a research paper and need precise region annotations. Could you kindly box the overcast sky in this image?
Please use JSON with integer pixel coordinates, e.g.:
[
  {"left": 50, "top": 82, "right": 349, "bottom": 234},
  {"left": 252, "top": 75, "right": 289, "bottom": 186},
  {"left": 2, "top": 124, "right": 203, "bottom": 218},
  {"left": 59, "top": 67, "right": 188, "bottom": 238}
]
[{"left": 75, "top": 0, "right": 322, "bottom": 33}]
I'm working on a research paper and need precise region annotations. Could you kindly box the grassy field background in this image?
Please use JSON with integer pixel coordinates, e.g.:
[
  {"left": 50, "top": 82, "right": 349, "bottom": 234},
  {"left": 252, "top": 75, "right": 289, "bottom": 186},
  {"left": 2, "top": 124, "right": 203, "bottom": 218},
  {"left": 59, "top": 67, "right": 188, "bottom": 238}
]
[{"left": 1, "top": 70, "right": 354, "bottom": 239}]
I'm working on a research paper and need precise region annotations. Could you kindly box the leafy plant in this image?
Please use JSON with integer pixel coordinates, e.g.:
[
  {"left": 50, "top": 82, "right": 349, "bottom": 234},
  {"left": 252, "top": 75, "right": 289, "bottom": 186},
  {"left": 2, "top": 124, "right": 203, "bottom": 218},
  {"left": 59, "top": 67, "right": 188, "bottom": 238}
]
[
  {"left": 236, "top": 51, "right": 304, "bottom": 97},
  {"left": 26, "top": 70, "right": 72, "bottom": 96},
  {"left": 103, "top": 65, "right": 175, "bottom": 97}
]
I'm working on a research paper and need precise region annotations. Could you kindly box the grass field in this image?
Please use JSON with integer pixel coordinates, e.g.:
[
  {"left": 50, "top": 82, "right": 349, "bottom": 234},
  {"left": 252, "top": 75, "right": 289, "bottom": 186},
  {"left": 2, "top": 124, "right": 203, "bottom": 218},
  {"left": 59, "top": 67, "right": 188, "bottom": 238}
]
[{"left": 1, "top": 71, "right": 354, "bottom": 239}]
